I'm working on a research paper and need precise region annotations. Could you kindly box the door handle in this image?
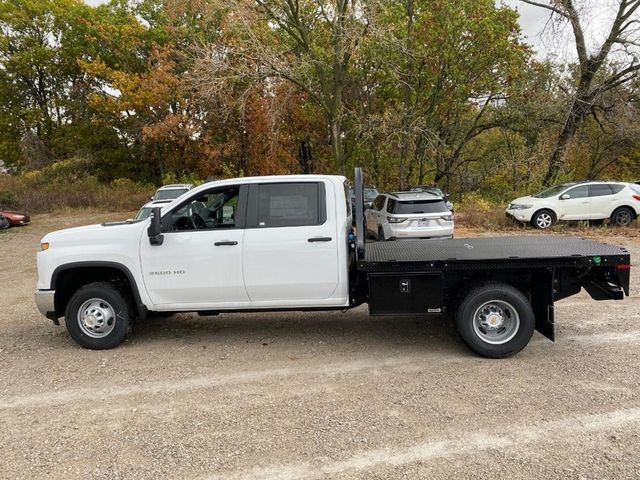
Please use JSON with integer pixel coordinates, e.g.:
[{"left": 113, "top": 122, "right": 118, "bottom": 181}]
[
  {"left": 214, "top": 241, "right": 238, "bottom": 246},
  {"left": 308, "top": 237, "right": 332, "bottom": 243}
]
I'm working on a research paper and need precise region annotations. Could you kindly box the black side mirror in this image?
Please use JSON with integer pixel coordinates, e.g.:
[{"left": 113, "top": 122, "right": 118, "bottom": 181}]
[{"left": 148, "top": 207, "right": 164, "bottom": 246}]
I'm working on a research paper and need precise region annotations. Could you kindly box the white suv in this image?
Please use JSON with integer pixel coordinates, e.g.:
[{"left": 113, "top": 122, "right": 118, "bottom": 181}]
[
  {"left": 506, "top": 181, "right": 640, "bottom": 229},
  {"left": 365, "top": 192, "right": 454, "bottom": 240}
]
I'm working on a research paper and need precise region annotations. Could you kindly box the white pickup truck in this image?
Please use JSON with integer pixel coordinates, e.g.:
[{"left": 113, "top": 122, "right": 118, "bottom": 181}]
[{"left": 35, "top": 169, "right": 631, "bottom": 358}]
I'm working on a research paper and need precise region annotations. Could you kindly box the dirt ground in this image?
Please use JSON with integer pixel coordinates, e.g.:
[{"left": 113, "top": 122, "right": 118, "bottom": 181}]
[{"left": 1, "top": 211, "right": 639, "bottom": 480}]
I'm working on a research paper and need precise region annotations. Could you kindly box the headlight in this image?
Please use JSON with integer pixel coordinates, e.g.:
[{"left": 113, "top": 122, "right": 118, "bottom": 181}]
[{"left": 508, "top": 204, "right": 533, "bottom": 210}]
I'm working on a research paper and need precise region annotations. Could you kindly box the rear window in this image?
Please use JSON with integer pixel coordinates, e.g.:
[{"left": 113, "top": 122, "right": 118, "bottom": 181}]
[
  {"left": 630, "top": 184, "right": 640, "bottom": 194},
  {"left": 155, "top": 188, "right": 188, "bottom": 201},
  {"left": 391, "top": 199, "right": 448, "bottom": 214}
]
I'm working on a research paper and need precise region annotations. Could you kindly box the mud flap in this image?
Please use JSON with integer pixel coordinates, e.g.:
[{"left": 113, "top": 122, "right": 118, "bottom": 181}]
[{"left": 531, "top": 269, "right": 554, "bottom": 341}]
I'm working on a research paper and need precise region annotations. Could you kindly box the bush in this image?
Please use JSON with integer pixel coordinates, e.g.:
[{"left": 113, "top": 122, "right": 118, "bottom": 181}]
[{"left": 0, "top": 171, "right": 152, "bottom": 213}]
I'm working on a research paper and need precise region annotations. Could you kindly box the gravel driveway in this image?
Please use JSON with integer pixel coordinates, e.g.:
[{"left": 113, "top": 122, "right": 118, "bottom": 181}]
[{"left": 1, "top": 212, "right": 639, "bottom": 479}]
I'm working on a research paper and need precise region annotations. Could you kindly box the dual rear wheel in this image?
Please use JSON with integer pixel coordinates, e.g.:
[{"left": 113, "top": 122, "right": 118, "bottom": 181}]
[{"left": 456, "top": 283, "right": 535, "bottom": 358}]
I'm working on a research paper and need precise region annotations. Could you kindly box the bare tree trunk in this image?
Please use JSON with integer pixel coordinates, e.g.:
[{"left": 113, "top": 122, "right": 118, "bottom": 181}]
[{"left": 398, "top": 0, "right": 414, "bottom": 190}]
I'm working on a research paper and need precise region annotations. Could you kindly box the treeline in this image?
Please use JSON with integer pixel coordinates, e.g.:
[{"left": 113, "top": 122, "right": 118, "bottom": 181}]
[{"left": 0, "top": 0, "right": 639, "bottom": 202}]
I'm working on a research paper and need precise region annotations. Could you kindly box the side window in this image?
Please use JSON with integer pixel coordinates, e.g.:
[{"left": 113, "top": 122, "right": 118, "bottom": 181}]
[
  {"left": 169, "top": 186, "right": 240, "bottom": 231},
  {"left": 589, "top": 184, "right": 613, "bottom": 197},
  {"left": 610, "top": 184, "right": 625, "bottom": 194},
  {"left": 564, "top": 186, "right": 589, "bottom": 199},
  {"left": 386, "top": 199, "right": 396, "bottom": 213},
  {"left": 256, "top": 182, "right": 325, "bottom": 228}
]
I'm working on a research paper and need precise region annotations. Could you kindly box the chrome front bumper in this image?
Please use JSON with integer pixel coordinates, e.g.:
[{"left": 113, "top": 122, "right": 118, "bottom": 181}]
[{"left": 35, "top": 290, "right": 57, "bottom": 321}]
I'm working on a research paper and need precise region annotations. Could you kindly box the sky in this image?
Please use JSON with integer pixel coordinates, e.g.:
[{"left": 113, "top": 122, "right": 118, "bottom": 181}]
[{"left": 83, "top": 0, "right": 615, "bottom": 62}]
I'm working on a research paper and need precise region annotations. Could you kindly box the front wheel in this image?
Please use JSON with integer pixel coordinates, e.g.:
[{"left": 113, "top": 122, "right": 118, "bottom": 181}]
[
  {"left": 456, "top": 283, "right": 535, "bottom": 358},
  {"left": 64, "top": 282, "right": 133, "bottom": 349},
  {"left": 531, "top": 209, "right": 555, "bottom": 229}
]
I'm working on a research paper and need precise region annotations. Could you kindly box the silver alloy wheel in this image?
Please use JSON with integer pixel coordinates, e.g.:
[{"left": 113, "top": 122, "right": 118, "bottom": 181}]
[
  {"left": 77, "top": 298, "right": 116, "bottom": 338},
  {"left": 536, "top": 212, "right": 553, "bottom": 229},
  {"left": 614, "top": 209, "right": 632, "bottom": 226},
  {"left": 472, "top": 300, "right": 520, "bottom": 345}
]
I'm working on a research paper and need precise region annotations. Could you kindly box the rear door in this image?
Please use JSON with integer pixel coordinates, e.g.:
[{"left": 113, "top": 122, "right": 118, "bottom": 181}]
[
  {"left": 365, "top": 195, "right": 386, "bottom": 235},
  {"left": 242, "top": 181, "right": 340, "bottom": 303},
  {"left": 589, "top": 184, "right": 615, "bottom": 218}
]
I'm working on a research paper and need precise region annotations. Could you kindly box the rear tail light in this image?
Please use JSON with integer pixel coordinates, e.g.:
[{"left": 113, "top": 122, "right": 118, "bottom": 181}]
[
  {"left": 632, "top": 195, "right": 640, "bottom": 201},
  {"left": 388, "top": 217, "right": 407, "bottom": 223},
  {"left": 441, "top": 214, "right": 454, "bottom": 221}
]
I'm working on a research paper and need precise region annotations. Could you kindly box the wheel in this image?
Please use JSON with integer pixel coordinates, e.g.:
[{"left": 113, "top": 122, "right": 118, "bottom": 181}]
[
  {"left": 456, "top": 283, "right": 535, "bottom": 358},
  {"left": 531, "top": 209, "right": 555, "bottom": 229},
  {"left": 0, "top": 215, "right": 9, "bottom": 229},
  {"left": 378, "top": 226, "right": 386, "bottom": 241},
  {"left": 64, "top": 282, "right": 133, "bottom": 349},
  {"left": 610, "top": 207, "right": 634, "bottom": 227}
]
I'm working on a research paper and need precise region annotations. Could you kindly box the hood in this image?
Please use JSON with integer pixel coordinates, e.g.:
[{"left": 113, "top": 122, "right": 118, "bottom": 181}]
[
  {"left": 41, "top": 220, "right": 145, "bottom": 245},
  {"left": 509, "top": 195, "right": 541, "bottom": 206},
  {"left": 1, "top": 210, "right": 27, "bottom": 216}
]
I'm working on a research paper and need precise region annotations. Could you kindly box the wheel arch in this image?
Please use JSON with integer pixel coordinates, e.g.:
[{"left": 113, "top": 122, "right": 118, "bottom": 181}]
[
  {"left": 51, "top": 261, "right": 147, "bottom": 319},
  {"left": 611, "top": 205, "right": 638, "bottom": 219}
]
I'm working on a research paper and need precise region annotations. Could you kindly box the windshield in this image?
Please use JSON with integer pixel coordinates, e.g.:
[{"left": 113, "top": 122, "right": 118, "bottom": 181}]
[
  {"left": 155, "top": 188, "right": 188, "bottom": 201},
  {"left": 393, "top": 200, "right": 448, "bottom": 214},
  {"left": 532, "top": 183, "right": 576, "bottom": 198},
  {"left": 135, "top": 207, "right": 153, "bottom": 220}
]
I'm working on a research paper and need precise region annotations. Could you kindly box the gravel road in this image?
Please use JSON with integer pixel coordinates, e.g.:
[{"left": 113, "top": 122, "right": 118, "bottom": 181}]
[{"left": 1, "top": 212, "right": 639, "bottom": 480}]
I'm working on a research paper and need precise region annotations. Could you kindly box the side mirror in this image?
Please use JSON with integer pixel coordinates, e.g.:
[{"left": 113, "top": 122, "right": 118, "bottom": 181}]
[
  {"left": 147, "top": 207, "right": 164, "bottom": 246},
  {"left": 560, "top": 193, "right": 571, "bottom": 200},
  {"left": 150, "top": 196, "right": 154, "bottom": 201}
]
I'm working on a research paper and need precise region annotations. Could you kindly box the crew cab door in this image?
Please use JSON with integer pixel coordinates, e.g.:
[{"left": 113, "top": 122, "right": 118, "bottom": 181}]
[
  {"left": 140, "top": 184, "right": 249, "bottom": 308},
  {"left": 242, "top": 181, "right": 340, "bottom": 303},
  {"left": 558, "top": 185, "right": 590, "bottom": 220}
]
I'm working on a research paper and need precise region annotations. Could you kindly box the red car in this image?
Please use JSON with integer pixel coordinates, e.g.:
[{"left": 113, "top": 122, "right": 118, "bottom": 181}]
[{"left": 0, "top": 209, "right": 30, "bottom": 227}]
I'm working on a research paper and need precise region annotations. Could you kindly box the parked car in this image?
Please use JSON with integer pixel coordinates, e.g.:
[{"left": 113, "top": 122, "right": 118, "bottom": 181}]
[
  {"left": 151, "top": 184, "right": 194, "bottom": 201},
  {"left": 134, "top": 200, "right": 173, "bottom": 221},
  {"left": 0, "top": 214, "right": 10, "bottom": 229},
  {"left": 365, "top": 191, "right": 454, "bottom": 240},
  {"left": 506, "top": 181, "right": 640, "bottom": 229},
  {"left": 409, "top": 185, "right": 454, "bottom": 211},
  {"left": 351, "top": 184, "right": 379, "bottom": 209},
  {"left": 0, "top": 208, "right": 30, "bottom": 227}
]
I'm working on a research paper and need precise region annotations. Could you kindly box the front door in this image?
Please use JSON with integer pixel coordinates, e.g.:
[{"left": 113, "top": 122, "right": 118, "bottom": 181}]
[
  {"left": 140, "top": 184, "right": 249, "bottom": 308},
  {"left": 558, "top": 185, "right": 590, "bottom": 220},
  {"left": 242, "top": 181, "right": 340, "bottom": 303}
]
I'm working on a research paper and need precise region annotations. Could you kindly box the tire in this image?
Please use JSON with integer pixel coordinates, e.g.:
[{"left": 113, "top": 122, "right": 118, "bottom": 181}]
[
  {"left": 531, "top": 209, "right": 555, "bottom": 229},
  {"left": 610, "top": 207, "right": 634, "bottom": 227},
  {"left": 0, "top": 215, "right": 9, "bottom": 229},
  {"left": 64, "top": 281, "right": 133, "bottom": 349},
  {"left": 456, "top": 283, "right": 535, "bottom": 358},
  {"left": 378, "top": 227, "right": 386, "bottom": 241}
]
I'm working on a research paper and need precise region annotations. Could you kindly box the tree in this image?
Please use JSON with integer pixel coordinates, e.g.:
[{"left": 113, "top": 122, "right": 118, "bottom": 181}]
[
  {"left": 192, "top": 0, "right": 370, "bottom": 175},
  {"left": 520, "top": 0, "right": 640, "bottom": 184}
]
